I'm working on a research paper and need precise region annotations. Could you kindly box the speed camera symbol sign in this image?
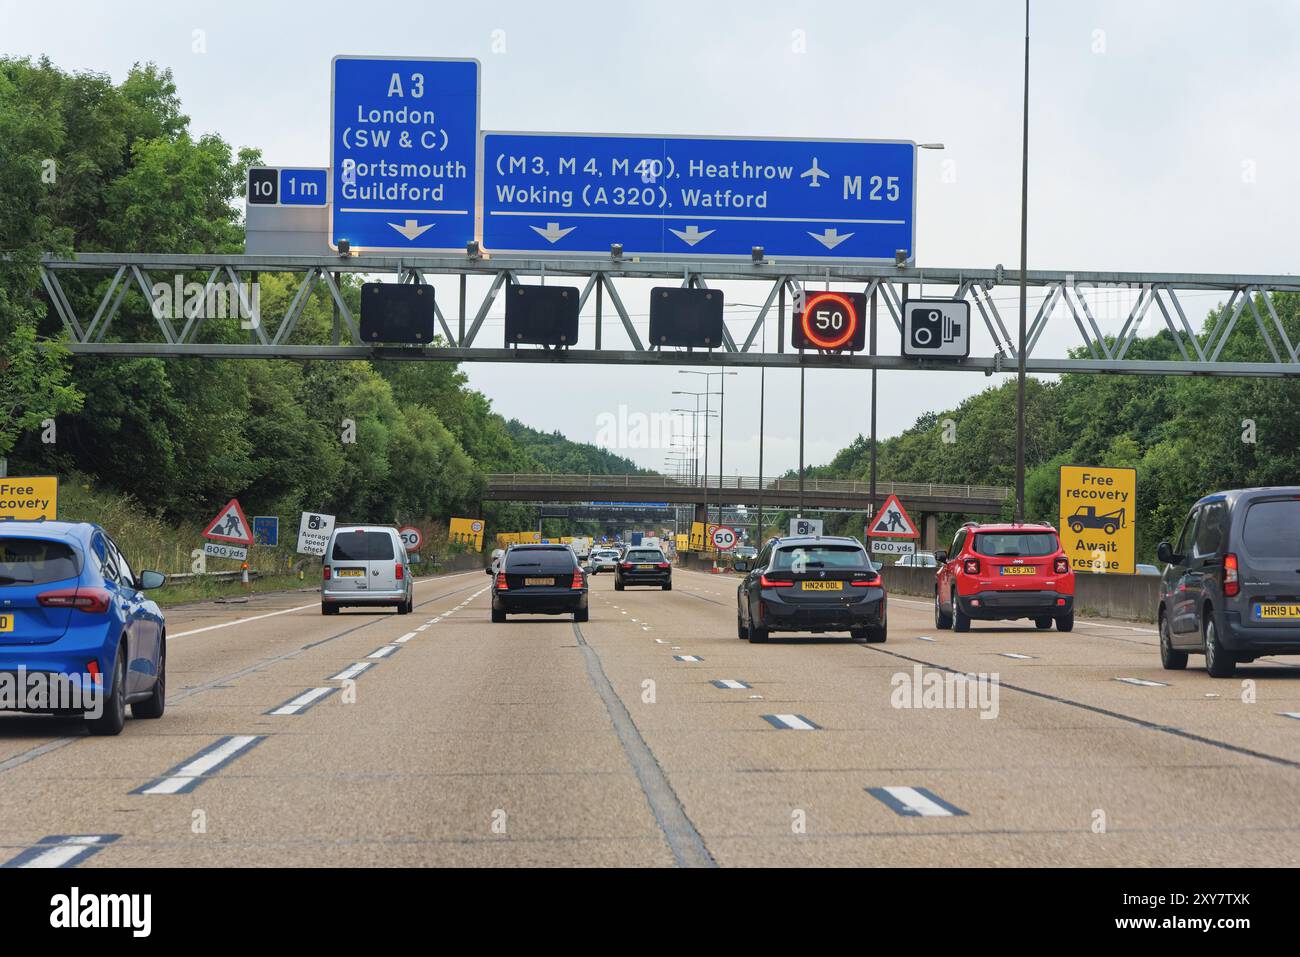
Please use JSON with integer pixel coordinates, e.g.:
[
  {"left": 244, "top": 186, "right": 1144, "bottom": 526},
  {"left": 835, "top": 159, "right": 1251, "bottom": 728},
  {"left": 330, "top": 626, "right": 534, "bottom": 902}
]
[
  {"left": 711, "top": 526, "right": 737, "bottom": 551},
  {"left": 902, "top": 299, "right": 971, "bottom": 359}
]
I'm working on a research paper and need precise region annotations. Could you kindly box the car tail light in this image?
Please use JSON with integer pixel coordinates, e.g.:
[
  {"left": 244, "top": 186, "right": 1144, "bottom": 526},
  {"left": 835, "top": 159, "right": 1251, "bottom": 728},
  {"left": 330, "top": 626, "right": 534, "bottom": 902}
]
[
  {"left": 963, "top": 558, "right": 981, "bottom": 575},
  {"left": 37, "top": 587, "right": 112, "bottom": 614},
  {"left": 657, "top": 562, "right": 670, "bottom": 569},
  {"left": 851, "top": 573, "right": 880, "bottom": 586},
  {"left": 570, "top": 570, "right": 584, "bottom": 589},
  {"left": 760, "top": 574, "right": 792, "bottom": 588},
  {"left": 495, "top": 571, "right": 508, "bottom": 590},
  {"left": 323, "top": 565, "right": 331, "bottom": 580},
  {"left": 395, "top": 563, "right": 404, "bottom": 580},
  {"left": 620, "top": 562, "right": 632, "bottom": 571},
  {"left": 86, "top": 659, "right": 100, "bottom": 683},
  {"left": 1223, "top": 552, "right": 1239, "bottom": 597},
  {"left": 1053, "top": 557, "right": 1069, "bottom": 575}
]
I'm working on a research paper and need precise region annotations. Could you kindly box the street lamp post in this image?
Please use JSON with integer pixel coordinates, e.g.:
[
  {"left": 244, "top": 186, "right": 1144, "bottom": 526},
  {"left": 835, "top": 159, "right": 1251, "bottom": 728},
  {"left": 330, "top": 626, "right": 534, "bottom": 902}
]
[
  {"left": 679, "top": 371, "right": 735, "bottom": 532},
  {"left": 1015, "top": 0, "right": 1031, "bottom": 523}
]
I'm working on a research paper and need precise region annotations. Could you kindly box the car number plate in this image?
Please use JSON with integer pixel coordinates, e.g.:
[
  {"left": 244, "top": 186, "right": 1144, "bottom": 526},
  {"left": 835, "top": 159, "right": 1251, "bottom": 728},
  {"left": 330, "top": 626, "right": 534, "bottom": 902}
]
[
  {"left": 1000, "top": 566, "right": 1036, "bottom": 576},
  {"left": 525, "top": 577, "right": 553, "bottom": 586},
  {"left": 637, "top": 564, "right": 654, "bottom": 570},
  {"left": 336, "top": 568, "right": 365, "bottom": 577},
  {"left": 801, "top": 580, "right": 843, "bottom": 591},
  {"left": 0, "top": 614, "right": 12, "bottom": 633},
  {"left": 1255, "top": 603, "right": 1300, "bottom": 620}
]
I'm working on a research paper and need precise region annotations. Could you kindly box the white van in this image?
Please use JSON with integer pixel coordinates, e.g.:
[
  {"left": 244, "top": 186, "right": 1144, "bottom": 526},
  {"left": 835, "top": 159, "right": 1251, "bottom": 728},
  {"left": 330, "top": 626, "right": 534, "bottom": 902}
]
[{"left": 321, "top": 525, "right": 414, "bottom": 615}]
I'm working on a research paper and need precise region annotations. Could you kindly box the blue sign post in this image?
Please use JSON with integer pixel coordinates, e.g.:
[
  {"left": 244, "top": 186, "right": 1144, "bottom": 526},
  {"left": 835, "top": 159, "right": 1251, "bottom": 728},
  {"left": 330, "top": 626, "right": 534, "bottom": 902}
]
[
  {"left": 253, "top": 516, "right": 279, "bottom": 547},
  {"left": 331, "top": 56, "right": 480, "bottom": 253},
  {"left": 482, "top": 132, "right": 915, "bottom": 262}
]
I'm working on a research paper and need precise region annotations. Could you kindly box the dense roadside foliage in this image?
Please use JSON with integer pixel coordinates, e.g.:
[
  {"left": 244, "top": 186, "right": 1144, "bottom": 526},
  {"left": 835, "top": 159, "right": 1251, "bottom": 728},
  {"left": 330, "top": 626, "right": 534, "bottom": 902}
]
[{"left": 0, "top": 57, "right": 638, "bottom": 536}]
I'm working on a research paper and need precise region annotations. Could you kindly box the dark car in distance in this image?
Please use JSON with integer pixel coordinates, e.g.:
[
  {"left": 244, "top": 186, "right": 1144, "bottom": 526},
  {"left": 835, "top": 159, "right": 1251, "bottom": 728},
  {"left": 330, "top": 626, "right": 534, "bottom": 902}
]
[
  {"left": 615, "top": 548, "right": 672, "bottom": 591},
  {"left": 491, "top": 544, "right": 588, "bottom": 623},
  {"left": 1157, "top": 487, "right": 1300, "bottom": 677},
  {"left": 736, "top": 536, "right": 886, "bottom": 643}
]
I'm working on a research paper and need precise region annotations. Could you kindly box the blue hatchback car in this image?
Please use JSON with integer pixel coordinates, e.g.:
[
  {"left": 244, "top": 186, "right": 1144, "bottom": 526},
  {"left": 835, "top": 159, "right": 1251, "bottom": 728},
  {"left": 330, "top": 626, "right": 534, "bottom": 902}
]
[{"left": 0, "top": 521, "right": 167, "bottom": 735}]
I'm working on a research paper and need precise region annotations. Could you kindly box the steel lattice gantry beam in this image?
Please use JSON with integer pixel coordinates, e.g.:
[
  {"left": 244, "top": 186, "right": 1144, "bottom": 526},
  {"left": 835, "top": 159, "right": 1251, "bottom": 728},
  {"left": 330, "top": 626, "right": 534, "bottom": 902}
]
[{"left": 30, "top": 251, "right": 1300, "bottom": 376}]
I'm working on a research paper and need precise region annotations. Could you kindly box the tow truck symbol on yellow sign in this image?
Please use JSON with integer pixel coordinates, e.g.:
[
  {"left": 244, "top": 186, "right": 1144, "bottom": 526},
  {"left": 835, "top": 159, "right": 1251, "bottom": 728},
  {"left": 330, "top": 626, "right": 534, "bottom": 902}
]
[{"left": 1068, "top": 506, "right": 1127, "bottom": 536}]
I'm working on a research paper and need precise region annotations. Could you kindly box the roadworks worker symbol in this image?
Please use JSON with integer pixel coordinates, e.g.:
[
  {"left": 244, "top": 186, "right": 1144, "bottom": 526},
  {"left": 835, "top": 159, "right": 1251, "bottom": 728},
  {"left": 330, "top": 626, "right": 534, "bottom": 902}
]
[
  {"left": 868, "top": 494, "right": 919, "bottom": 538},
  {"left": 203, "top": 498, "right": 253, "bottom": 545}
]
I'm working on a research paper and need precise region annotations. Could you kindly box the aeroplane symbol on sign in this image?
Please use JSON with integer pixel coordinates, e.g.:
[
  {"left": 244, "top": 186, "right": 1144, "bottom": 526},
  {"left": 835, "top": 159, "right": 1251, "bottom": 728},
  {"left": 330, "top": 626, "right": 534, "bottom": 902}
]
[{"left": 801, "top": 157, "right": 829, "bottom": 187}]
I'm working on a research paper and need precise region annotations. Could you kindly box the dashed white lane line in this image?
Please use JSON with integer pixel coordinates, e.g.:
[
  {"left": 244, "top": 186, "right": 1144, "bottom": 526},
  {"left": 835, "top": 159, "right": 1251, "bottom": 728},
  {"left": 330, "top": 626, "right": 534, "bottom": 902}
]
[
  {"left": 889, "top": 596, "right": 1157, "bottom": 634},
  {"left": 1114, "top": 677, "right": 1169, "bottom": 687},
  {"left": 135, "top": 735, "right": 264, "bottom": 795},
  {"left": 999, "top": 652, "right": 1035, "bottom": 660},
  {"left": 165, "top": 572, "right": 478, "bottom": 640},
  {"left": 1279, "top": 712, "right": 1300, "bottom": 721},
  {"left": 367, "top": 645, "right": 399, "bottom": 659},
  {"left": 2, "top": 834, "right": 121, "bottom": 869},
  {"left": 712, "top": 679, "right": 751, "bottom": 690},
  {"left": 394, "top": 631, "right": 419, "bottom": 644},
  {"left": 330, "top": 662, "right": 375, "bottom": 681},
  {"left": 868, "top": 786, "right": 968, "bottom": 817},
  {"left": 917, "top": 635, "right": 937, "bottom": 642},
  {"left": 673, "top": 655, "right": 703, "bottom": 662},
  {"left": 268, "top": 686, "right": 336, "bottom": 716},
  {"left": 763, "top": 713, "right": 820, "bottom": 731}
]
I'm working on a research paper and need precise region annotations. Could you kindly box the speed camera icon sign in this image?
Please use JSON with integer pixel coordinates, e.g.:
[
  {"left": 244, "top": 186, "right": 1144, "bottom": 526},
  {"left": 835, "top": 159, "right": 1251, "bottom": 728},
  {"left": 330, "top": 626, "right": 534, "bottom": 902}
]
[{"left": 902, "top": 299, "right": 971, "bottom": 359}]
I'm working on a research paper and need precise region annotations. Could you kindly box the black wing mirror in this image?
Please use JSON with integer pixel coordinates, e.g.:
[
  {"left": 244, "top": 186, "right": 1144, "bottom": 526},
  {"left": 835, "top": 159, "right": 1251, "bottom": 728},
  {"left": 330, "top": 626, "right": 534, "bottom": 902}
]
[
  {"left": 934, "top": 550, "right": 948, "bottom": 564},
  {"left": 1156, "top": 541, "right": 1182, "bottom": 565},
  {"left": 138, "top": 570, "right": 166, "bottom": 590}
]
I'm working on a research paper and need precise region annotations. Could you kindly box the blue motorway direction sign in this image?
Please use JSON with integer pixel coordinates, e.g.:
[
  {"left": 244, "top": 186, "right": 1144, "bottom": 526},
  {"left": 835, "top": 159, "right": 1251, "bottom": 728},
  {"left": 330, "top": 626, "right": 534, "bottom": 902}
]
[
  {"left": 482, "top": 133, "right": 915, "bottom": 262},
  {"left": 331, "top": 56, "right": 479, "bottom": 253},
  {"left": 248, "top": 167, "right": 328, "bottom": 207},
  {"left": 253, "top": 515, "right": 279, "bottom": 547}
]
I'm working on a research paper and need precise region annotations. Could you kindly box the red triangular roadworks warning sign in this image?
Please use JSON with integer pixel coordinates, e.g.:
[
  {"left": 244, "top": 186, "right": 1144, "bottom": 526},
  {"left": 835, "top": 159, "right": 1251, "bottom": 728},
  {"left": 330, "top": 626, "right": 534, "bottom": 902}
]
[
  {"left": 868, "top": 494, "right": 919, "bottom": 538},
  {"left": 203, "top": 498, "right": 253, "bottom": 545}
]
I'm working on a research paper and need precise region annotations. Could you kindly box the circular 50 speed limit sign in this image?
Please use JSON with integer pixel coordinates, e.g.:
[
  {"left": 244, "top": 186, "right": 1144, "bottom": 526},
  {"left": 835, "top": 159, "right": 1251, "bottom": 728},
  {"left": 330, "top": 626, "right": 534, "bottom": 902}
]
[{"left": 711, "top": 526, "right": 737, "bottom": 551}]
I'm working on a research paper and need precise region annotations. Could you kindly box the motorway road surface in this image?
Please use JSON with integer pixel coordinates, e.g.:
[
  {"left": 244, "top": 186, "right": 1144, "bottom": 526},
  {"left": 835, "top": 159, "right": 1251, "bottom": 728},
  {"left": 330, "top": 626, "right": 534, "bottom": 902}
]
[{"left": 1, "top": 567, "right": 1298, "bottom": 868}]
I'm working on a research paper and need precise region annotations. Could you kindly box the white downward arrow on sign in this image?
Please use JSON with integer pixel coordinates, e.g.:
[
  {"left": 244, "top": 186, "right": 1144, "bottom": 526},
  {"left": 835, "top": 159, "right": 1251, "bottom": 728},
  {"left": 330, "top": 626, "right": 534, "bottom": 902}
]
[
  {"left": 530, "top": 222, "right": 576, "bottom": 243},
  {"left": 669, "top": 225, "right": 716, "bottom": 246},
  {"left": 388, "top": 219, "right": 435, "bottom": 241},
  {"left": 808, "top": 227, "right": 854, "bottom": 250}
]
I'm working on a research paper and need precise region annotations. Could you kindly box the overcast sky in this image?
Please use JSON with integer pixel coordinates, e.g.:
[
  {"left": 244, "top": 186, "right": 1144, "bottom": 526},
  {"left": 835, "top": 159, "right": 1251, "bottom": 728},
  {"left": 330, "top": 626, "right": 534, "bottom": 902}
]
[{"left": 5, "top": 1, "right": 1298, "bottom": 477}]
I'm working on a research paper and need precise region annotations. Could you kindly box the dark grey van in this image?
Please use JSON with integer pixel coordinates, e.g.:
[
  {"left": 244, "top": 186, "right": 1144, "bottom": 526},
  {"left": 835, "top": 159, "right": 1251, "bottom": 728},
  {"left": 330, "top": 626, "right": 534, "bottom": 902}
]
[{"left": 1157, "top": 487, "right": 1300, "bottom": 677}]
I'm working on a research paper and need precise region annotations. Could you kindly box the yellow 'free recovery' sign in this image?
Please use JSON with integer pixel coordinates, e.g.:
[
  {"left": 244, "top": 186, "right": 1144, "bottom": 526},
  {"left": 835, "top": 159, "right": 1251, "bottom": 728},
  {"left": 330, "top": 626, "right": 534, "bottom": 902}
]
[
  {"left": 0, "top": 476, "right": 58, "bottom": 521},
  {"left": 1058, "top": 465, "right": 1136, "bottom": 574}
]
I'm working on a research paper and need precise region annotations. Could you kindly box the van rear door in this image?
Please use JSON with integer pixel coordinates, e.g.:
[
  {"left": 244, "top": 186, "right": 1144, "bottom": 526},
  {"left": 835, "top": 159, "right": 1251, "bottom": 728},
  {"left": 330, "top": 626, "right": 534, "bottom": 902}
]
[
  {"left": 1238, "top": 496, "right": 1300, "bottom": 625},
  {"left": 329, "top": 529, "right": 376, "bottom": 594}
]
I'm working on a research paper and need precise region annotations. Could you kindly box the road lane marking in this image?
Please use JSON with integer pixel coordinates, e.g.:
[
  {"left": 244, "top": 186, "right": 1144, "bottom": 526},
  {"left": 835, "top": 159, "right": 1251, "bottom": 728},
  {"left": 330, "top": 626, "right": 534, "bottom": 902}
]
[
  {"left": 166, "top": 572, "right": 478, "bottom": 639},
  {"left": 571, "top": 622, "right": 714, "bottom": 868},
  {"left": 673, "top": 655, "right": 702, "bottom": 662},
  {"left": 134, "top": 735, "right": 265, "bottom": 795},
  {"left": 1278, "top": 712, "right": 1300, "bottom": 720},
  {"left": 763, "top": 714, "right": 819, "bottom": 730},
  {"left": 860, "top": 642, "right": 1300, "bottom": 772},
  {"left": 917, "top": 635, "right": 937, "bottom": 642},
  {"left": 1114, "top": 677, "right": 1169, "bottom": 687},
  {"left": 712, "top": 679, "right": 751, "bottom": 689},
  {"left": 999, "top": 653, "right": 1035, "bottom": 659},
  {"left": 2, "top": 834, "right": 120, "bottom": 869},
  {"left": 267, "top": 686, "right": 337, "bottom": 715},
  {"left": 394, "top": 631, "right": 419, "bottom": 643},
  {"left": 330, "top": 662, "right": 375, "bottom": 681},
  {"left": 367, "top": 645, "right": 399, "bottom": 659},
  {"left": 868, "top": 786, "right": 968, "bottom": 817}
]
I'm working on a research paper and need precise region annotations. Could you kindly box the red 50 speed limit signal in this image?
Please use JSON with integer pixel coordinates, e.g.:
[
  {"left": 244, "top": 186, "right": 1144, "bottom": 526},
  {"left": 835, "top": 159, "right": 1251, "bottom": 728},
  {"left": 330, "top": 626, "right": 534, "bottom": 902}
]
[
  {"left": 792, "top": 291, "right": 868, "bottom": 352},
  {"left": 711, "top": 525, "right": 738, "bottom": 551}
]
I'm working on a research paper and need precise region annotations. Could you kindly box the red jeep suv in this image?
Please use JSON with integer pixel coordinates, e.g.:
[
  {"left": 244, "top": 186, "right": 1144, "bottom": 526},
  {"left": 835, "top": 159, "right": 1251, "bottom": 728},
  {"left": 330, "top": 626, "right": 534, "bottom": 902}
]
[{"left": 934, "top": 522, "right": 1075, "bottom": 632}]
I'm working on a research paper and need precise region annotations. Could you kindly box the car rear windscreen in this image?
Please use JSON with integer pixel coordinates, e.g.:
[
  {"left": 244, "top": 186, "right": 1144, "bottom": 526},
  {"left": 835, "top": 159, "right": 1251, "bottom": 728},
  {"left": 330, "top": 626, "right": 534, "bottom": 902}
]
[
  {"left": 972, "top": 532, "right": 1058, "bottom": 557},
  {"left": 1242, "top": 500, "right": 1300, "bottom": 559},
  {"left": 506, "top": 547, "right": 576, "bottom": 573},
  {"left": 772, "top": 545, "right": 870, "bottom": 570},
  {"left": 625, "top": 550, "right": 664, "bottom": 562},
  {"left": 331, "top": 531, "right": 396, "bottom": 562},
  {"left": 0, "top": 538, "right": 80, "bottom": 585}
]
